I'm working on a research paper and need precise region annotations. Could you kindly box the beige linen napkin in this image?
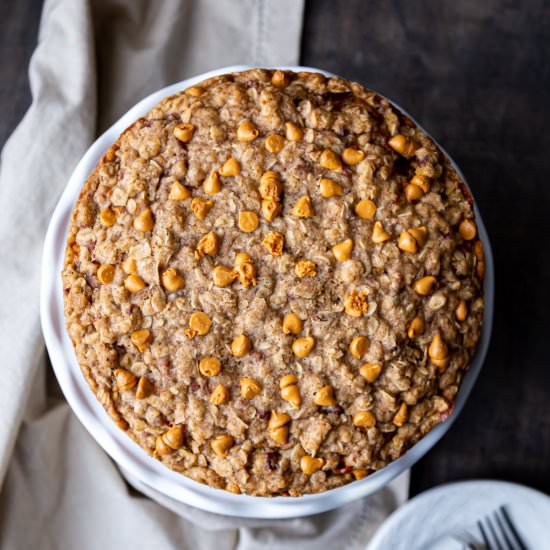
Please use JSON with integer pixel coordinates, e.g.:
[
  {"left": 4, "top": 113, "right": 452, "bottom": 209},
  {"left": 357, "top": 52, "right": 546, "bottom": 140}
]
[{"left": 0, "top": 1, "right": 409, "bottom": 548}]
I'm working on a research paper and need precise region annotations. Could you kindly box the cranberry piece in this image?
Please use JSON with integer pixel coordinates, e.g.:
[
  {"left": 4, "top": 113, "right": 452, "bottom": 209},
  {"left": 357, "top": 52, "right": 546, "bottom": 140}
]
[
  {"left": 265, "top": 451, "right": 280, "bottom": 471},
  {"left": 114, "top": 343, "right": 126, "bottom": 355},
  {"left": 323, "top": 404, "right": 344, "bottom": 415},
  {"left": 257, "top": 409, "right": 270, "bottom": 421}
]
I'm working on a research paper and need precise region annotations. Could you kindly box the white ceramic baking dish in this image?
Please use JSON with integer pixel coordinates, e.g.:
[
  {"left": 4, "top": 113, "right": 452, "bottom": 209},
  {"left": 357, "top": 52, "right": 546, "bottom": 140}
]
[{"left": 40, "top": 65, "right": 494, "bottom": 518}]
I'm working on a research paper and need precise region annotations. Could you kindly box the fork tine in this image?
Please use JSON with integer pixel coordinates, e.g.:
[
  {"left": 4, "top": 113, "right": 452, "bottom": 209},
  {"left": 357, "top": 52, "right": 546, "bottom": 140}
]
[
  {"left": 494, "top": 510, "right": 516, "bottom": 550},
  {"left": 478, "top": 519, "right": 493, "bottom": 549},
  {"left": 486, "top": 515, "right": 506, "bottom": 550},
  {"left": 500, "top": 506, "right": 528, "bottom": 550}
]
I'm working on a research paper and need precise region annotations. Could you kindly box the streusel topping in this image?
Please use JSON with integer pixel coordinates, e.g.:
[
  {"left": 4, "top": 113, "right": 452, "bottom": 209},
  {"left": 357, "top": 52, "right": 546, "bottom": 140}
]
[{"left": 63, "top": 69, "right": 484, "bottom": 496}]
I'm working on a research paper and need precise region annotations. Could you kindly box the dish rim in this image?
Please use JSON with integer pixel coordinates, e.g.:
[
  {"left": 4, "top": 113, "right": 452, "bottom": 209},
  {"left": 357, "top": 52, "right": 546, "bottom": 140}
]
[
  {"left": 366, "top": 479, "right": 550, "bottom": 550},
  {"left": 40, "top": 64, "right": 495, "bottom": 518}
]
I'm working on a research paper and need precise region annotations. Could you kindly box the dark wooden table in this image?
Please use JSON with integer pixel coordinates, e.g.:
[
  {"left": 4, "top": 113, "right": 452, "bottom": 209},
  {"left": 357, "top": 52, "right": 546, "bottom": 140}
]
[{"left": 3, "top": 0, "right": 549, "bottom": 497}]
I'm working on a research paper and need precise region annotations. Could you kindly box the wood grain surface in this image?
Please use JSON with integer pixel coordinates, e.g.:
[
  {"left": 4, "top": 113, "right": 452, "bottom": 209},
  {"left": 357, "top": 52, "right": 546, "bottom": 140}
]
[
  {"left": 1, "top": 0, "right": 549, "bottom": 498},
  {"left": 0, "top": 0, "right": 42, "bottom": 148}
]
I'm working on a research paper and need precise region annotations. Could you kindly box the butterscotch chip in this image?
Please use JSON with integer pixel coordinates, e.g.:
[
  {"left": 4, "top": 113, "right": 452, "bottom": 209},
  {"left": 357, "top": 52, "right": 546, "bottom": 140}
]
[
  {"left": 233, "top": 252, "right": 257, "bottom": 288},
  {"left": 63, "top": 69, "right": 484, "bottom": 498},
  {"left": 292, "top": 336, "right": 315, "bottom": 358},
  {"left": 409, "top": 226, "right": 428, "bottom": 246},
  {"left": 280, "top": 379, "right": 301, "bottom": 407},
  {"left": 342, "top": 147, "right": 365, "bottom": 165},
  {"left": 162, "top": 425, "right": 185, "bottom": 450},
  {"left": 344, "top": 291, "right": 369, "bottom": 317},
  {"left": 262, "top": 231, "right": 284, "bottom": 256},
  {"left": 428, "top": 332, "right": 448, "bottom": 361},
  {"left": 259, "top": 171, "right": 282, "bottom": 200},
  {"left": 282, "top": 313, "right": 302, "bottom": 335},
  {"left": 191, "top": 197, "right": 214, "bottom": 220},
  {"left": 238, "top": 211, "right": 259, "bottom": 233},
  {"left": 455, "top": 300, "right": 468, "bottom": 322},
  {"left": 295, "top": 260, "right": 317, "bottom": 278},
  {"left": 388, "top": 134, "right": 417, "bottom": 157},
  {"left": 314, "top": 385, "right": 336, "bottom": 406},
  {"left": 398, "top": 230, "right": 418, "bottom": 253},
  {"left": 300, "top": 456, "right": 324, "bottom": 475},
  {"left": 211, "top": 434, "right": 234, "bottom": 457},
  {"left": 291, "top": 196, "right": 314, "bottom": 217},
  {"left": 319, "top": 178, "right": 343, "bottom": 198},
  {"left": 185, "top": 86, "right": 203, "bottom": 97},
  {"left": 188, "top": 311, "right": 212, "bottom": 336},
  {"left": 355, "top": 199, "right": 377, "bottom": 220},
  {"left": 161, "top": 268, "right": 185, "bottom": 292},
  {"left": 353, "top": 411, "right": 376, "bottom": 428},
  {"left": 372, "top": 221, "right": 390, "bottom": 243},
  {"left": 135, "top": 376, "right": 154, "bottom": 399},
  {"left": 99, "top": 208, "right": 116, "bottom": 227},
  {"left": 199, "top": 356, "right": 221, "bottom": 377},
  {"left": 97, "top": 264, "right": 115, "bottom": 285},
  {"left": 261, "top": 198, "right": 282, "bottom": 221},
  {"left": 114, "top": 368, "right": 137, "bottom": 392},
  {"left": 411, "top": 174, "right": 431, "bottom": 193},
  {"left": 133, "top": 208, "right": 154, "bottom": 232},
  {"left": 393, "top": 403, "right": 409, "bottom": 427},
  {"left": 237, "top": 120, "right": 259, "bottom": 143},
  {"left": 360, "top": 363, "right": 382, "bottom": 383},
  {"left": 332, "top": 238, "right": 353, "bottom": 261},
  {"left": 407, "top": 317, "right": 425, "bottom": 339},
  {"left": 124, "top": 274, "right": 145, "bottom": 293},
  {"left": 279, "top": 374, "right": 298, "bottom": 389},
  {"left": 231, "top": 334, "right": 251, "bottom": 357},
  {"left": 213, "top": 265, "right": 237, "bottom": 287},
  {"left": 122, "top": 257, "right": 137, "bottom": 274},
  {"left": 285, "top": 121, "right": 303, "bottom": 141},
  {"left": 173, "top": 123, "right": 194, "bottom": 143},
  {"left": 319, "top": 149, "right": 342, "bottom": 171},
  {"left": 210, "top": 384, "right": 229, "bottom": 405},
  {"left": 203, "top": 171, "right": 222, "bottom": 195},
  {"left": 269, "top": 411, "right": 290, "bottom": 445},
  {"left": 459, "top": 218, "right": 477, "bottom": 240},
  {"left": 226, "top": 483, "right": 240, "bottom": 494},
  {"left": 349, "top": 336, "right": 368, "bottom": 359},
  {"left": 271, "top": 70, "right": 290, "bottom": 87},
  {"left": 155, "top": 435, "right": 173, "bottom": 457},
  {"left": 269, "top": 410, "right": 290, "bottom": 430},
  {"left": 169, "top": 181, "right": 191, "bottom": 200},
  {"left": 240, "top": 377, "right": 262, "bottom": 399},
  {"left": 405, "top": 183, "right": 424, "bottom": 202},
  {"left": 130, "top": 329, "right": 151, "bottom": 352},
  {"left": 413, "top": 275, "right": 437, "bottom": 296},
  {"left": 220, "top": 157, "right": 240, "bottom": 176},
  {"left": 353, "top": 469, "right": 368, "bottom": 480},
  {"left": 195, "top": 231, "right": 219, "bottom": 259},
  {"left": 269, "top": 425, "right": 289, "bottom": 445},
  {"left": 265, "top": 134, "right": 285, "bottom": 153}
]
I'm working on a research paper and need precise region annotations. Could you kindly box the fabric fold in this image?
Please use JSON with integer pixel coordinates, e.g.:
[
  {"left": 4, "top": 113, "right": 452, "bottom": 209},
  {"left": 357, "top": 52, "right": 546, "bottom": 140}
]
[{"left": 0, "top": 0, "right": 97, "bottom": 487}]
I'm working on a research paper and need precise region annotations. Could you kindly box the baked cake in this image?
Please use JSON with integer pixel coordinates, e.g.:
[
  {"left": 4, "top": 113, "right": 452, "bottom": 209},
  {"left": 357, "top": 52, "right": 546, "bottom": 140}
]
[{"left": 62, "top": 69, "right": 485, "bottom": 496}]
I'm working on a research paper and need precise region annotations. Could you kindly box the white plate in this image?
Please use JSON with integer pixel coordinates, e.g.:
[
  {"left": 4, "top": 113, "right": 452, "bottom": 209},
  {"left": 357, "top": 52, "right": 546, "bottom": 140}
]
[
  {"left": 367, "top": 480, "right": 550, "bottom": 549},
  {"left": 40, "top": 65, "right": 495, "bottom": 518}
]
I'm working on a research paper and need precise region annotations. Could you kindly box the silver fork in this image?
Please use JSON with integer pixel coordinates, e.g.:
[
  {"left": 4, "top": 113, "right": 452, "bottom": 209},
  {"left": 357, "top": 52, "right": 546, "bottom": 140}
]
[{"left": 477, "top": 505, "right": 528, "bottom": 550}]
